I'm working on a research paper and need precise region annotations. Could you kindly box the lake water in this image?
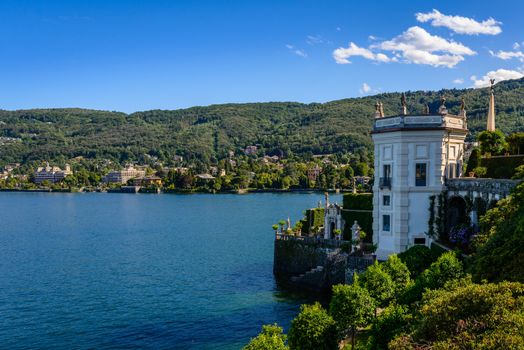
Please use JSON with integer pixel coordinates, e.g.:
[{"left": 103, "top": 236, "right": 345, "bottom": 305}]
[{"left": 0, "top": 192, "right": 341, "bottom": 349}]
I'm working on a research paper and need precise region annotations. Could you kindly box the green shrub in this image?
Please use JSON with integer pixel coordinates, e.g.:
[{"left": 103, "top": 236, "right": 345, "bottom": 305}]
[
  {"left": 400, "top": 252, "right": 464, "bottom": 304},
  {"left": 478, "top": 130, "right": 507, "bottom": 156},
  {"left": 397, "top": 245, "right": 438, "bottom": 278},
  {"left": 465, "top": 147, "right": 481, "bottom": 174},
  {"left": 329, "top": 284, "right": 375, "bottom": 347},
  {"left": 470, "top": 182, "right": 524, "bottom": 283},
  {"left": 370, "top": 304, "right": 412, "bottom": 350},
  {"left": 288, "top": 303, "right": 338, "bottom": 350},
  {"left": 358, "top": 261, "right": 395, "bottom": 307},
  {"left": 481, "top": 155, "right": 524, "bottom": 178},
  {"left": 382, "top": 255, "right": 411, "bottom": 297},
  {"left": 243, "top": 324, "right": 288, "bottom": 350},
  {"left": 391, "top": 282, "right": 524, "bottom": 349},
  {"left": 512, "top": 164, "right": 524, "bottom": 179},
  {"left": 301, "top": 208, "right": 325, "bottom": 235},
  {"left": 473, "top": 166, "right": 487, "bottom": 178}
]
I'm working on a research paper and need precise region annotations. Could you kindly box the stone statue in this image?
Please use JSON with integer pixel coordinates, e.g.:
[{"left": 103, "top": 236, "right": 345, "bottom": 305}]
[
  {"left": 460, "top": 96, "right": 466, "bottom": 118},
  {"left": 438, "top": 95, "right": 448, "bottom": 114},
  {"left": 374, "top": 101, "right": 381, "bottom": 118},
  {"left": 423, "top": 103, "right": 430, "bottom": 115},
  {"left": 351, "top": 220, "right": 361, "bottom": 252},
  {"left": 325, "top": 192, "right": 330, "bottom": 208},
  {"left": 400, "top": 93, "right": 407, "bottom": 115}
]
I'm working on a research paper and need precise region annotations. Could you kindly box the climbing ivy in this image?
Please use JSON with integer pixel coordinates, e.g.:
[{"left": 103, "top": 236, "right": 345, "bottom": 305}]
[{"left": 428, "top": 195, "right": 436, "bottom": 238}]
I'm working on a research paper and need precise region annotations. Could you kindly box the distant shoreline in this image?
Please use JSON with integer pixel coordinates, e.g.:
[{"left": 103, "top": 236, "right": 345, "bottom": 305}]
[{"left": 0, "top": 188, "right": 349, "bottom": 195}]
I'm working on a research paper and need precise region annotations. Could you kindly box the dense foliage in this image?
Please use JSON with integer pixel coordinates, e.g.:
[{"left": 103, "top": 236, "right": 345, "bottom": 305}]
[
  {"left": 2, "top": 77, "right": 524, "bottom": 167},
  {"left": 287, "top": 303, "right": 338, "bottom": 350},
  {"left": 397, "top": 245, "right": 439, "bottom": 278},
  {"left": 470, "top": 182, "right": 524, "bottom": 283},
  {"left": 390, "top": 280, "right": 524, "bottom": 349},
  {"left": 243, "top": 324, "right": 288, "bottom": 350},
  {"left": 329, "top": 284, "right": 375, "bottom": 348}
]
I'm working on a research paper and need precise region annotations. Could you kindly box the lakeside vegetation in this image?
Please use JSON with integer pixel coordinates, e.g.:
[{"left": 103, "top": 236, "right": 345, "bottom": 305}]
[
  {"left": 1, "top": 78, "right": 524, "bottom": 192},
  {"left": 245, "top": 181, "right": 524, "bottom": 349}
]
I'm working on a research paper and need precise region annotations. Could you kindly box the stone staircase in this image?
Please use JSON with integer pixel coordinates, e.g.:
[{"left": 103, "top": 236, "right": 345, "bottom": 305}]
[{"left": 290, "top": 265, "right": 324, "bottom": 283}]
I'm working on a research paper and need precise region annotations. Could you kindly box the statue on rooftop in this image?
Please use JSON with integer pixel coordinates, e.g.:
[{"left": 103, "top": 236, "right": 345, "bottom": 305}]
[
  {"left": 375, "top": 101, "right": 381, "bottom": 118},
  {"left": 400, "top": 93, "right": 407, "bottom": 115},
  {"left": 460, "top": 96, "right": 466, "bottom": 118},
  {"left": 379, "top": 102, "right": 385, "bottom": 117},
  {"left": 439, "top": 95, "right": 448, "bottom": 114}
]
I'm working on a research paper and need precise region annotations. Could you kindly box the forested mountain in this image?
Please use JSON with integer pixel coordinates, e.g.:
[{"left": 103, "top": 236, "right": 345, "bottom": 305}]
[{"left": 1, "top": 78, "right": 524, "bottom": 166}]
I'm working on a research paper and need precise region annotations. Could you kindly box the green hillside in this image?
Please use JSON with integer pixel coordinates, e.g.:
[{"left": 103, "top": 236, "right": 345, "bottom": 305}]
[{"left": 1, "top": 78, "right": 523, "bottom": 166}]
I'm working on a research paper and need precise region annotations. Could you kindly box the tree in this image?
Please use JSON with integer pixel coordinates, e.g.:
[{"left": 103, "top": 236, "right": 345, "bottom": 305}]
[
  {"left": 288, "top": 303, "right": 338, "bottom": 350},
  {"left": 477, "top": 130, "right": 507, "bottom": 156},
  {"left": 243, "top": 324, "right": 288, "bottom": 350},
  {"left": 329, "top": 284, "right": 375, "bottom": 350},
  {"left": 470, "top": 182, "right": 524, "bottom": 283},
  {"left": 507, "top": 132, "right": 524, "bottom": 155},
  {"left": 512, "top": 165, "right": 524, "bottom": 180},
  {"left": 369, "top": 304, "right": 411, "bottom": 350},
  {"left": 354, "top": 162, "right": 369, "bottom": 176},
  {"left": 390, "top": 281, "right": 524, "bottom": 349},
  {"left": 382, "top": 254, "right": 411, "bottom": 297},
  {"left": 358, "top": 261, "right": 395, "bottom": 307},
  {"left": 465, "top": 147, "right": 481, "bottom": 174},
  {"left": 397, "top": 245, "right": 439, "bottom": 278},
  {"left": 400, "top": 251, "right": 464, "bottom": 304}
]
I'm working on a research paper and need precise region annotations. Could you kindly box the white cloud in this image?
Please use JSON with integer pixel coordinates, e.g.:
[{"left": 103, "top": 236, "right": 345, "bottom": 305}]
[
  {"left": 306, "top": 35, "right": 324, "bottom": 45},
  {"left": 286, "top": 44, "right": 307, "bottom": 58},
  {"left": 489, "top": 49, "right": 524, "bottom": 62},
  {"left": 368, "top": 35, "right": 377, "bottom": 41},
  {"left": 359, "top": 83, "right": 372, "bottom": 94},
  {"left": 470, "top": 68, "right": 524, "bottom": 88},
  {"left": 375, "top": 26, "right": 475, "bottom": 67},
  {"left": 453, "top": 78, "right": 464, "bottom": 84},
  {"left": 513, "top": 42, "right": 521, "bottom": 50},
  {"left": 294, "top": 49, "right": 307, "bottom": 57},
  {"left": 415, "top": 9, "right": 502, "bottom": 35},
  {"left": 333, "top": 42, "right": 393, "bottom": 64}
]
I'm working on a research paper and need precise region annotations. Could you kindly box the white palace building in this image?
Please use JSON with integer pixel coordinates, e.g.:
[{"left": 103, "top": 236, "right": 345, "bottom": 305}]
[{"left": 371, "top": 95, "right": 469, "bottom": 260}]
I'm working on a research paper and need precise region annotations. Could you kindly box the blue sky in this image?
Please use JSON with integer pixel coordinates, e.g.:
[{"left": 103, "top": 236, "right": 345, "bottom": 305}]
[{"left": 0, "top": 0, "right": 523, "bottom": 113}]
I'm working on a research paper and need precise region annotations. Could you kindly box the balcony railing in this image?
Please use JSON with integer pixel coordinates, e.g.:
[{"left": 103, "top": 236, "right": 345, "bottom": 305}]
[{"left": 379, "top": 177, "right": 392, "bottom": 189}]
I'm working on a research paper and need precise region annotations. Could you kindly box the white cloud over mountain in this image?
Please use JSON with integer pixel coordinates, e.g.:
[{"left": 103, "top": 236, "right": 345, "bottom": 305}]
[
  {"left": 333, "top": 26, "right": 475, "bottom": 68},
  {"left": 376, "top": 26, "right": 475, "bottom": 67},
  {"left": 359, "top": 83, "right": 371, "bottom": 94},
  {"left": 470, "top": 68, "right": 524, "bottom": 88},
  {"left": 415, "top": 9, "right": 502, "bottom": 35}
]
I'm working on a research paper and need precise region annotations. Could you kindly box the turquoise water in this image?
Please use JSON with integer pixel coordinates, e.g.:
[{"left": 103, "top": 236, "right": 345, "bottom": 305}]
[{"left": 0, "top": 192, "right": 341, "bottom": 349}]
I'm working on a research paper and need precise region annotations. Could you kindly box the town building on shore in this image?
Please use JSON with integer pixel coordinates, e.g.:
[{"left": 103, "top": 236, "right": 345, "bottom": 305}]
[
  {"left": 103, "top": 166, "right": 146, "bottom": 184},
  {"left": 132, "top": 176, "right": 162, "bottom": 187},
  {"left": 34, "top": 163, "right": 73, "bottom": 184}
]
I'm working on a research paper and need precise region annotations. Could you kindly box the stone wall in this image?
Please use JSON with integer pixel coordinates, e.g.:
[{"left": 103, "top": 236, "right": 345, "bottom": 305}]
[
  {"left": 273, "top": 238, "right": 347, "bottom": 293},
  {"left": 273, "top": 236, "right": 375, "bottom": 293}
]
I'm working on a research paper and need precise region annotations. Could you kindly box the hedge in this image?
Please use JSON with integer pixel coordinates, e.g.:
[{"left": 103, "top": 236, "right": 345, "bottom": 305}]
[
  {"left": 481, "top": 155, "right": 524, "bottom": 178},
  {"left": 342, "top": 193, "right": 373, "bottom": 242},
  {"left": 301, "top": 208, "right": 325, "bottom": 235}
]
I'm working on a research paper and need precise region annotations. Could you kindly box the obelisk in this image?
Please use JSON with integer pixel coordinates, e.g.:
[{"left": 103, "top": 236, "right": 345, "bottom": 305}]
[{"left": 487, "top": 79, "right": 496, "bottom": 131}]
